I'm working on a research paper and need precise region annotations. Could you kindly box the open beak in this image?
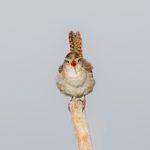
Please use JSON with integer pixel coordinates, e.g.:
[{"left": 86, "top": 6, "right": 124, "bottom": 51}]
[
  {"left": 71, "top": 60, "right": 77, "bottom": 67},
  {"left": 71, "top": 60, "right": 77, "bottom": 72}
]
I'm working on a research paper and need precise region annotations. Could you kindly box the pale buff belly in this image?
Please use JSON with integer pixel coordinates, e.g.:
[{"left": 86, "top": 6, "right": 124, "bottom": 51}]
[{"left": 56, "top": 70, "right": 95, "bottom": 98}]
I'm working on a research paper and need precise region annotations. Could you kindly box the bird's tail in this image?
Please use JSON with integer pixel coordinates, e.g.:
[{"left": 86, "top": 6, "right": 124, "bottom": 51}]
[{"left": 68, "top": 31, "right": 83, "bottom": 57}]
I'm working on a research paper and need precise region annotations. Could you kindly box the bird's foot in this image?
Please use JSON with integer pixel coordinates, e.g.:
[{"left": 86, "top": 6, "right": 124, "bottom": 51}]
[
  {"left": 68, "top": 97, "right": 73, "bottom": 112},
  {"left": 68, "top": 97, "right": 86, "bottom": 112},
  {"left": 79, "top": 99, "right": 86, "bottom": 111}
]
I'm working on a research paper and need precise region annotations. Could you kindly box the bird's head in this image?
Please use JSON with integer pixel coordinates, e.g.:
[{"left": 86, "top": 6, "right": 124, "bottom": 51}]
[{"left": 64, "top": 52, "right": 82, "bottom": 71}]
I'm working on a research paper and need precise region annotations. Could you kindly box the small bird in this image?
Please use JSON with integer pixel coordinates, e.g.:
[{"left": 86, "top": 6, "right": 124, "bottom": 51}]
[{"left": 56, "top": 31, "right": 95, "bottom": 110}]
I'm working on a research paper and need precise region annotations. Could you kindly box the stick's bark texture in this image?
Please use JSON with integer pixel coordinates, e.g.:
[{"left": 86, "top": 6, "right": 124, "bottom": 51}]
[{"left": 69, "top": 98, "right": 93, "bottom": 150}]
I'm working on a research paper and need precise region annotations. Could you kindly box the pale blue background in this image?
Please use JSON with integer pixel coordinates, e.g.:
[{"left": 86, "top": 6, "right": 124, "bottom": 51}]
[{"left": 0, "top": 0, "right": 150, "bottom": 150}]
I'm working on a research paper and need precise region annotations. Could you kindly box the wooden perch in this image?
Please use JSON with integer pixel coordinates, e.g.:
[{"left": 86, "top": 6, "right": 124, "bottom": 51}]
[{"left": 69, "top": 97, "right": 93, "bottom": 150}]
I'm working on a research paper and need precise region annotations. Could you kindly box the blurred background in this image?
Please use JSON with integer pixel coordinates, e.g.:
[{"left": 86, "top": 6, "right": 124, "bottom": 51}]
[{"left": 0, "top": 0, "right": 150, "bottom": 149}]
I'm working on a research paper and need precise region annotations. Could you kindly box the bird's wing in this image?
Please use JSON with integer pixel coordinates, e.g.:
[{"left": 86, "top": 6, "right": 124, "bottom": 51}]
[
  {"left": 58, "top": 64, "right": 63, "bottom": 73},
  {"left": 82, "top": 58, "right": 93, "bottom": 73}
]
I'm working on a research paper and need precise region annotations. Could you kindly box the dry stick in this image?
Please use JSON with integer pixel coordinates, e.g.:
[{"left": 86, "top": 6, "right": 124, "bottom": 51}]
[{"left": 69, "top": 97, "right": 93, "bottom": 150}]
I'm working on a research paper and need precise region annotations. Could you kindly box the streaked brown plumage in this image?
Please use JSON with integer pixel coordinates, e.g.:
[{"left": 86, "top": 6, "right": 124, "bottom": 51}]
[
  {"left": 69, "top": 31, "right": 83, "bottom": 57},
  {"left": 56, "top": 31, "right": 95, "bottom": 99}
]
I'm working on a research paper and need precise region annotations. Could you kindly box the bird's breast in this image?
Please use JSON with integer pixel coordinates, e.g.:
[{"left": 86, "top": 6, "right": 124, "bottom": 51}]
[{"left": 63, "top": 68, "right": 87, "bottom": 87}]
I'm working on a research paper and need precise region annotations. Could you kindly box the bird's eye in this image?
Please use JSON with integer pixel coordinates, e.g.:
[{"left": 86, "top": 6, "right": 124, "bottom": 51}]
[
  {"left": 78, "top": 58, "right": 81, "bottom": 62},
  {"left": 65, "top": 60, "right": 69, "bottom": 63}
]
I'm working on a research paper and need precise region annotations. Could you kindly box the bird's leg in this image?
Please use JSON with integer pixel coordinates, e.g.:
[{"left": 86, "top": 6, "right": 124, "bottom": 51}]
[
  {"left": 68, "top": 96, "right": 86, "bottom": 112},
  {"left": 79, "top": 96, "right": 86, "bottom": 111},
  {"left": 68, "top": 96, "right": 73, "bottom": 112}
]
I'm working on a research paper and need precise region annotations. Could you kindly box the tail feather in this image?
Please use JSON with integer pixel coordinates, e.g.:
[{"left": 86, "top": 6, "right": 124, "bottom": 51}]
[
  {"left": 68, "top": 31, "right": 83, "bottom": 57},
  {"left": 69, "top": 31, "right": 75, "bottom": 51}
]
